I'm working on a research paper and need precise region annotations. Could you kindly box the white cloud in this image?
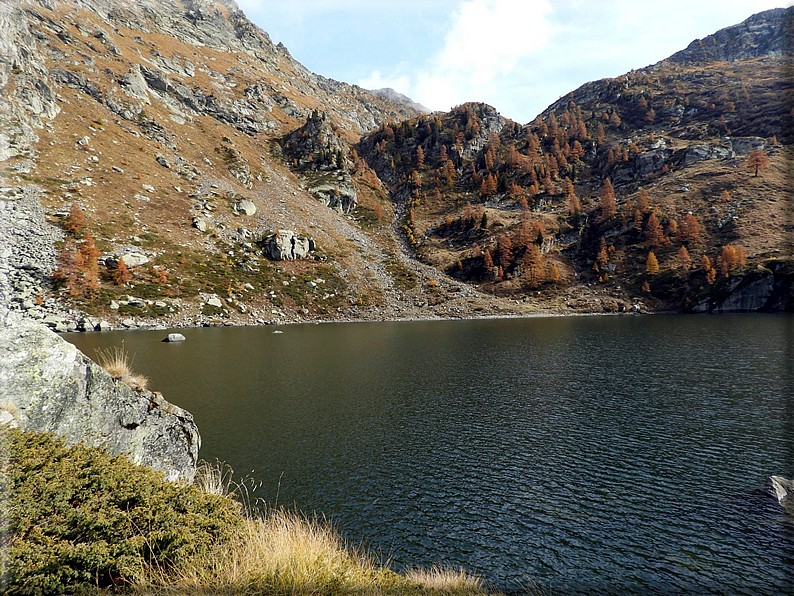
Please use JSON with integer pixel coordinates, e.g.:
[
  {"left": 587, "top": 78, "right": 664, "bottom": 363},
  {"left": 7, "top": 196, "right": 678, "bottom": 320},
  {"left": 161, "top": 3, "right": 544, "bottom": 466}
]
[
  {"left": 357, "top": 69, "right": 411, "bottom": 94},
  {"left": 410, "top": 0, "right": 552, "bottom": 112},
  {"left": 238, "top": 0, "right": 794, "bottom": 123}
]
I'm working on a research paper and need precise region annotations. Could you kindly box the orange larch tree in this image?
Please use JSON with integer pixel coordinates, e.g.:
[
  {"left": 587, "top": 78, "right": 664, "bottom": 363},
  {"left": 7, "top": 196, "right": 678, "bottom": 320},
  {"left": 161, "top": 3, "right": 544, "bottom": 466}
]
[
  {"left": 746, "top": 149, "right": 769, "bottom": 177},
  {"left": 599, "top": 178, "right": 617, "bottom": 220},
  {"left": 645, "top": 251, "right": 659, "bottom": 276}
]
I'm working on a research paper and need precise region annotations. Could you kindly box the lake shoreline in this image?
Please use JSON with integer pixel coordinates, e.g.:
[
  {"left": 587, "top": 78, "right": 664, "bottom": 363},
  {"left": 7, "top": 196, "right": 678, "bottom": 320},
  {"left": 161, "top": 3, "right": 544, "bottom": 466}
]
[{"left": 57, "top": 306, "right": 653, "bottom": 334}]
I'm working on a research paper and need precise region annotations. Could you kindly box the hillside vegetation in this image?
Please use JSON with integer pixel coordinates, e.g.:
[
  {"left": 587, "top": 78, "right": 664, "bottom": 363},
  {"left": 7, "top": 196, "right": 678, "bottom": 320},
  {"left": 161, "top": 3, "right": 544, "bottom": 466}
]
[{"left": 356, "top": 33, "right": 793, "bottom": 312}]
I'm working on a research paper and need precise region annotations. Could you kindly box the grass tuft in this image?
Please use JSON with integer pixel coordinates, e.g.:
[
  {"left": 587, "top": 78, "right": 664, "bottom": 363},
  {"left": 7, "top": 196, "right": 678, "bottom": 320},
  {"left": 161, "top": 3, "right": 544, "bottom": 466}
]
[
  {"left": 95, "top": 344, "right": 149, "bottom": 391},
  {"left": 405, "top": 565, "right": 485, "bottom": 593}
]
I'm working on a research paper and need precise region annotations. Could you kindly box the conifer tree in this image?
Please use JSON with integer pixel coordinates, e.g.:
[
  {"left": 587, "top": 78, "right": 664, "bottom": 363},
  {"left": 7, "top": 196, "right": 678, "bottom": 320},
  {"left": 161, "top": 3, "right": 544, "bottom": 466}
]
[
  {"left": 599, "top": 178, "right": 617, "bottom": 219},
  {"left": 562, "top": 177, "right": 575, "bottom": 198},
  {"left": 644, "top": 212, "right": 664, "bottom": 247},
  {"left": 497, "top": 235, "right": 513, "bottom": 268},
  {"left": 77, "top": 231, "right": 101, "bottom": 293},
  {"left": 746, "top": 149, "right": 769, "bottom": 177},
  {"left": 113, "top": 256, "right": 132, "bottom": 285},
  {"left": 676, "top": 245, "right": 691, "bottom": 273},
  {"left": 64, "top": 203, "right": 86, "bottom": 234},
  {"left": 483, "top": 248, "right": 494, "bottom": 271},
  {"left": 596, "top": 237, "right": 609, "bottom": 268},
  {"left": 645, "top": 251, "right": 659, "bottom": 275},
  {"left": 522, "top": 244, "right": 545, "bottom": 288},
  {"left": 636, "top": 189, "right": 651, "bottom": 213},
  {"left": 680, "top": 213, "right": 702, "bottom": 244},
  {"left": 549, "top": 263, "right": 561, "bottom": 283},
  {"left": 568, "top": 194, "right": 582, "bottom": 218}
]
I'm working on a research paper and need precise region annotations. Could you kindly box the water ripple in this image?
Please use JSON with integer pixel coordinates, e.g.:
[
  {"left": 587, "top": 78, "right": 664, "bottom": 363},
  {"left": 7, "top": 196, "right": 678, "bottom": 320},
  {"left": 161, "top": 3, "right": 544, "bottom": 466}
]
[{"left": 67, "top": 314, "right": 794, "bottom": 595}]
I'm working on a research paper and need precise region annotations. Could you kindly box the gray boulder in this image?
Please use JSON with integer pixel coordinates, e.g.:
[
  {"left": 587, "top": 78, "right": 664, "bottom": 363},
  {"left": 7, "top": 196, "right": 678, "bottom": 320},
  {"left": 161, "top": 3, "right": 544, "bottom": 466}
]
[
  {"left": 0, "top": 313, "right": 200, "bottom": 482},
  {"left": 193, "top": 216, "right": 208, "bottom": 232},
  {"left": 766, "top": 476, "right": 794, "bottom": 510},
  {"left": 102, "top": 248, "right": 150, "bottom": 268},
  {"left": 263, "top": 229, "right": 315, "bottom": 260},
  {"left": 163, "top": 333, "right": 186, "bottom": 342},
  {"left": 235, "top": 199, "right": 257, "bottom": 216}
]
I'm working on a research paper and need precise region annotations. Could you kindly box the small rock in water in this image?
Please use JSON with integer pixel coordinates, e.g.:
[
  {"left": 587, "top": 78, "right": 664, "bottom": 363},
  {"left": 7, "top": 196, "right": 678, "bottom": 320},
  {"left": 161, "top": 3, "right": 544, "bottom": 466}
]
[
  {"left": 272, "top": 330, "right": 283, "bottom": 334},
  {"left": 163, "top": 333, "right": 186, "bottom": 342}
]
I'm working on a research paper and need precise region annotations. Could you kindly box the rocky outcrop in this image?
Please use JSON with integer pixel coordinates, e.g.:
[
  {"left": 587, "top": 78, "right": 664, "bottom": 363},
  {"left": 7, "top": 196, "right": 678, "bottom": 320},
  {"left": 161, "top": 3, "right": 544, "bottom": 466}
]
[
  {"left": 0, "top": 311, "right": 200, "bottom": 482},
  {"left": 667, "top": 7, "right": 793, "bottom": 65},
  {"left": 690, "top": 262, "right": 793, "bottom": 313},
  {"left": 281, "top": 111, "right": 358, "bottom": 213},
  {"left": 368, "top": 87, "right": 430, "bottom": 115},
  {"left": 262, "top": 230, "right": 315, "bottom": 260}
]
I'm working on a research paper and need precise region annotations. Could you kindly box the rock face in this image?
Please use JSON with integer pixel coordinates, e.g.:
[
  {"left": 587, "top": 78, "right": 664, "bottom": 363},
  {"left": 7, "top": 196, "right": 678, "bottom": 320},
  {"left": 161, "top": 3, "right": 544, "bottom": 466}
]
[
  {"left": 667, "top": 8, "right": 793, "bottom": 65},
  {"left": 263, "top": 230, "right": 315, "bottom": 260},
  {"left": 690, "top": 263, "right": 793, "bottom": 313},
  {"left": 281, "top": 111, "right": 358, "bottom": 213},
  {"left": 0, "top": 312, "right": 200, "bottom": 482}
]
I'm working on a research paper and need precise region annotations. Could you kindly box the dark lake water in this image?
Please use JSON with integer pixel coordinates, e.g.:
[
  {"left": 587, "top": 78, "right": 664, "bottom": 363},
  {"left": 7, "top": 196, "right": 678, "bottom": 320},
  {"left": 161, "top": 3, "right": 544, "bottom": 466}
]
[{"left": 67, "top": 314, "right": 794, "bottom": 594}]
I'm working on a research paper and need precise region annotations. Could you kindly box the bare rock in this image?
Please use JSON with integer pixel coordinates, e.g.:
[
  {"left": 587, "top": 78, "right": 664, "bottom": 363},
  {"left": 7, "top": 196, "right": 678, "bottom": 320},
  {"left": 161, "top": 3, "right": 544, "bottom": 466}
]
[
  {"left": 163, "top": 333, "right": 186, "bottom": 342},
  {"left": 235, "top": 199, "right": 256, "bottom": 216},
  {"left": 263, "top": 230, "right": 315, "bottom": 260},
  {"left": 0, "top": 313, "right": 200, "bottom": 482}
]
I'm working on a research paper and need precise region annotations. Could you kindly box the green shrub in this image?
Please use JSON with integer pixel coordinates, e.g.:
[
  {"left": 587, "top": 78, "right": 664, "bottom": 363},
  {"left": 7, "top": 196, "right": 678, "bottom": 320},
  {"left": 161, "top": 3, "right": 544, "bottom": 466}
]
[{"left": 1, "top": 429, "right": 242, "bottom": 595}]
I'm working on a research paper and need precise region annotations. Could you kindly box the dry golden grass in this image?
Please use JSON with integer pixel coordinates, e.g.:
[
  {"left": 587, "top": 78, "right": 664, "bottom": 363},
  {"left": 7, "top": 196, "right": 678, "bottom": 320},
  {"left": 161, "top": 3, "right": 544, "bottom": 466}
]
[
  {"left": 95, "top": 345, "right": 149, "bottom": 392},
  {"left": 134, "top": 507, "right": 494, "bottom": 596},
  {"left": 405, "top": 566, "right": 485, "bottom": 593}
]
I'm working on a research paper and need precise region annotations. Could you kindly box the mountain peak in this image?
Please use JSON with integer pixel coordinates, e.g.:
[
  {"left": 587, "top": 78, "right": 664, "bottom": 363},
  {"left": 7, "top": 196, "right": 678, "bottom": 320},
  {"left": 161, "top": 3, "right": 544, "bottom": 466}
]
[
  {"left": 666, "top": 6, "right": 794, "bottom": 65},
  {"left": 368, "top": 88, "right": 430, "bottom": 115}
]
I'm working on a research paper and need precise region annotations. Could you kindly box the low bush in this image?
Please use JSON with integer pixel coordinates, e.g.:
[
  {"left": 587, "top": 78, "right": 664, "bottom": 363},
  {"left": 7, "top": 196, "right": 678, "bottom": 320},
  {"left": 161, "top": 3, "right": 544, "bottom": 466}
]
[{"left": 1, "top": 429, "right": 242, "bottom": 595}]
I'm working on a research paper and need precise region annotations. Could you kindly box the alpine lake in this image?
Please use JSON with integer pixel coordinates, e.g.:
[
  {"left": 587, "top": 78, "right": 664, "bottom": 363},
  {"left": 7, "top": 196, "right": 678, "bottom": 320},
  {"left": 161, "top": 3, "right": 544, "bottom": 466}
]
[{"left": 67, "top": 313, "right": 794, "bottom": 594}]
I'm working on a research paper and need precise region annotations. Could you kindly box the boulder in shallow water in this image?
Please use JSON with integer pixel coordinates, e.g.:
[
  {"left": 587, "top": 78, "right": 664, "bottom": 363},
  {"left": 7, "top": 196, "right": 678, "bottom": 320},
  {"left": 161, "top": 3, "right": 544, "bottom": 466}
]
[
  {"left": 163, "top": 333, "right": 186, "bottom": 342},
  {"left": 766, "top": 476, "right": 794, "bottom": 510}
]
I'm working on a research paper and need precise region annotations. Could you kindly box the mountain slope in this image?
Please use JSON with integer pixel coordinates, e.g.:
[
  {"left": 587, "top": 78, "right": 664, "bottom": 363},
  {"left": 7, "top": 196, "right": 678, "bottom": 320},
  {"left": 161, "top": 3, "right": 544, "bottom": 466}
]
[
  {"left": 357, "top": 7, "right": 794, "bottom": 314},
  {"left": 1, "top": 0, "right": 500, "bottom": 329}
]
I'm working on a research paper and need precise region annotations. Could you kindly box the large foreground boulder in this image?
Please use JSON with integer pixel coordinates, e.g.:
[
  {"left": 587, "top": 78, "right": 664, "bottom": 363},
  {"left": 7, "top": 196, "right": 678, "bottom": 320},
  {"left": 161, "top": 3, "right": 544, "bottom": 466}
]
[{"left": 0, "top": 311, "right": 200, "bottom": 482}]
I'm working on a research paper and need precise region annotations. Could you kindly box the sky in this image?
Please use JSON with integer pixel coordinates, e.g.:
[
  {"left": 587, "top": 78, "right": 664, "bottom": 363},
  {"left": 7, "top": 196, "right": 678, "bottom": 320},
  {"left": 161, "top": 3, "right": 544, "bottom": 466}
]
[{"left": 235, "top": 0, "right": 793, "bottom": 124}]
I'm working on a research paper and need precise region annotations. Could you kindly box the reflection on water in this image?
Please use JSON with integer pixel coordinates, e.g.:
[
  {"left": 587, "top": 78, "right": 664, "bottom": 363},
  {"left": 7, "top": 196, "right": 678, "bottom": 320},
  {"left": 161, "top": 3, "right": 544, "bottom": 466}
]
[{"left": 68, "top": 314, "right": 794, "bottom": 594}]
